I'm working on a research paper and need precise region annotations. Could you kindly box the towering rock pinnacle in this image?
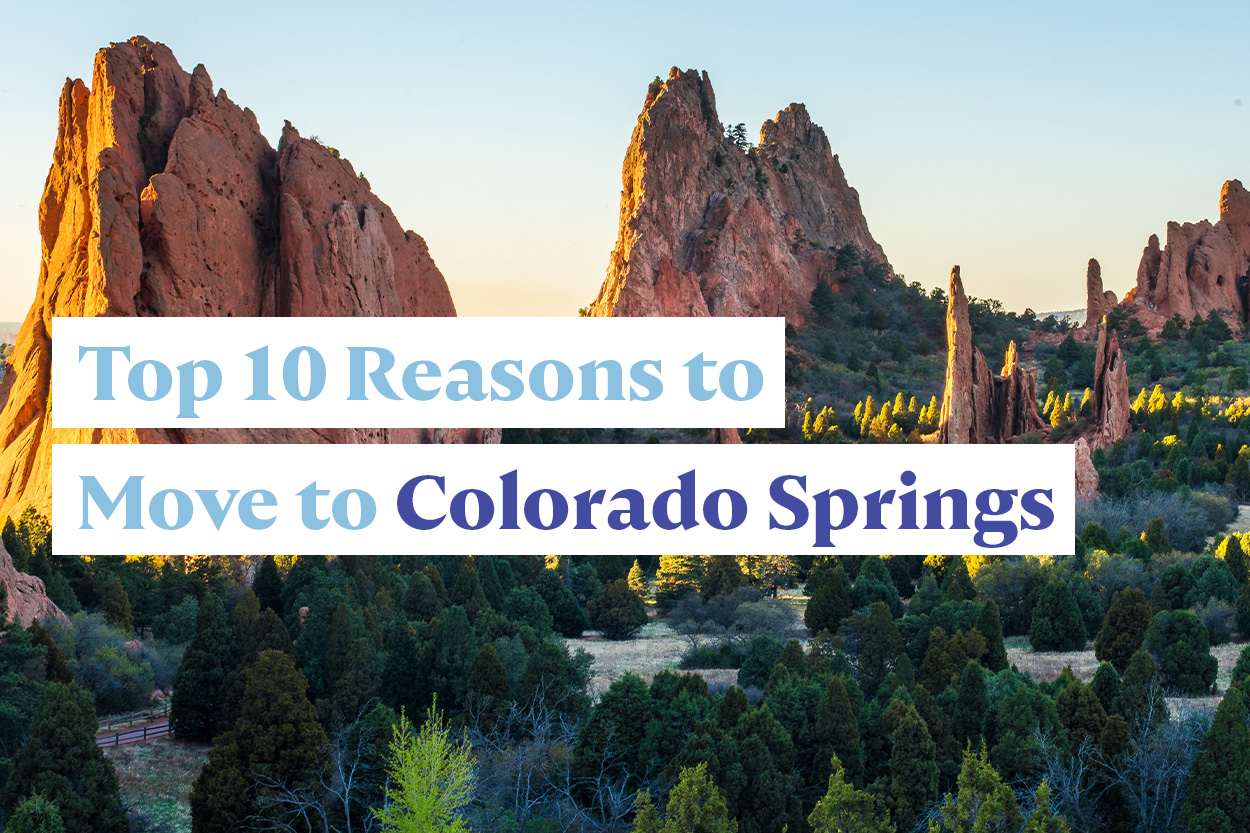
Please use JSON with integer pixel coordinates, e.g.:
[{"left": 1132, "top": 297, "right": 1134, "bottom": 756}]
[
  {"left": 938, "top": 266, "right": 1046, "bottom": 444},
  {"left": 586, "top": 67, "right": 890, "bottom": 326},
  {"left": 1129, "top": 179, "right": 1250, "bottom": 328},
  {"left": 0, "top": 36, "right": 494, "bottom": 520},
  {"left": 1090, "top": 316, "right": 1131, "bottom": 448},
  {"left": 1084, "top": 258, "right": 1117, "bottom": 326}
]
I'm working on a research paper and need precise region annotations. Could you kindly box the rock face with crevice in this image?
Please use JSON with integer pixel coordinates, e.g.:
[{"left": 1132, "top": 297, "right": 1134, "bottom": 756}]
[
  {"left": 1128, "top": 179, "right": 1250, "bottom": 329},
  {"left": 937, "top": 267, "right": 1047, "bottom": 444},
  {"left": 0, "top": 36, "right": 496, "bottom": 520},
  {"left": 585, "top": 67, "right": 890, "bottom": 327},
  {"left": 0, "top": 545, "right": 64, "bottom": 626}
]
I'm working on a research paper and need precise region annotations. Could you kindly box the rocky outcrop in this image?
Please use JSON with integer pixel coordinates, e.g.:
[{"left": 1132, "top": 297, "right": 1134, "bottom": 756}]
[
  {"left": 1084, "top": 259, "right": 1117, "bottom": 326},
  {"left": 0, "top": 36, "right": 495, "bottom": 520},
  {"left": 0, "top": 545, "right": 64, "bottom": 626},
  {"left": 712, "top": 427, "right": 742, "bottom": 444},
  {"left": 585, "top": 68, "right": 890, "bottom": 327},
  {"left": 1129, "top": 180, "right": 1250, "bottom": 328},
  {"left": 1074, "top": 437, "right": 1099, "bottom": 499},
  {"left": 938, "top": 267, "right": 1047, "bottom": 444},
  {"left": 1090, "top": 316, "right": 1131, "bottom": 448}
]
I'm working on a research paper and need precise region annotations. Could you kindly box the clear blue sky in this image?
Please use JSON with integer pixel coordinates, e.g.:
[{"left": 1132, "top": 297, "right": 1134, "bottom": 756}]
[{"left": 1, "top": 1, "right": 1247, "bottom": 321}]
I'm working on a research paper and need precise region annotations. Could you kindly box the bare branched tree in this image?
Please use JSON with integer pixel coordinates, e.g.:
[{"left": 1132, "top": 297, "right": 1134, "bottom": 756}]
[{"left": 1036, "top": 732, "right": 1105, "bottom": 833}]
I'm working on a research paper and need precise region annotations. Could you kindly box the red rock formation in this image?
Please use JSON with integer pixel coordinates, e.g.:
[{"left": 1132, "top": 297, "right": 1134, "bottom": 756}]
[
  {"left": 712, "top": 427, "right": 742, "bottom": 444},
  {"left": 1074, "top": 437, "right": 1099, "bottom": 499},
  {"left": 1129, "top": 180, "right": 1250, "bottom": 328},
  {"left": 0, "top": 545, "right": 65, "bottom": 626},
  {"left": 1090, "top": 316, "right": 1131, "bottom": 448},
  {"left": 0, "top": 36, "right": 495, "bottom": 520},
  {"left": 938, "top": 267, "right": 1046, "bottom": 444},
  {"left": 586, "top": 68, "right": 890, "bottom": 326},
  {"left": 1084, "top": 258, "right": 1117, "bottom": 327}
]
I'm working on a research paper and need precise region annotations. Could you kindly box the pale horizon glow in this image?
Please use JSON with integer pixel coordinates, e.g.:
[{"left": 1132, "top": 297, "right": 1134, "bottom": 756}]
[{"left": 1, "top": 1, "right": 1247, "bottom": 322}]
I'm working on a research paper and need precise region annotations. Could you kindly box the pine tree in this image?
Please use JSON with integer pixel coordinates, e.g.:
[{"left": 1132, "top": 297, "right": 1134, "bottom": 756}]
[
  {"left": 575, "top": 672, "right": 654, "bottom": 783},
  {"left": 589, "top": 579, "right": 648, "bottom": 639},
  {"left": 26, "top": 620, "right": 72, "bottom": 685},
  {"left": 975, "top": 600, "right": 1008, "bottom": 672},
  {"left": 428, "top": 606, "right": 480, "bottom": 711},
  {"left": 909, "top": 572, "right": 943, "bottom": 616},
  {"left": 1181, "top": 684, "right": 1250, "bottom": 833},
  {"left": 860, "top": 602, "right": 903, "bottom": 697},
  {"left": 807, "top": 755, "right": 893, "bottom": 833},
  {"left": 450, "top": 556, "right": 491, "bottom": 619},
  {"left": 252, "top": 555, "right": 284, "bottom": 617},
  {"left": 1112, "top": 650, "right": 1166, "bottom": 727},
  {"left": 535, "top": 569, "right": 588, "bottom": 636},
  {"left": 596, "top": 553, "right": 626, "bottom": 584},
  {"left": 99, "top": 579, "right": 133, "bottom": 633},
  {"left": 888, "top": 702, "right": 938, "bottom": 832},
  {"left": 628, "top": 560, "right": 649, "bottom": 598},
  {"left": 172, "top": 593, "right": 236, "bottom": 742},
  {"left": 812, "top": 675, "right": 863, "bottom": 787},
  {"left": 1219, "top": 534, "right": 1250, "bottom": 584},
  {"left": 1056, "top": 680, "right": 1107, "bottom": 754},
  {"left": 403, "top": 571, "right": 442, "bottom": 622},
  {"left": 476, "top": 556, "right": 505, "bottom": 609},
  {"left": 702, "top": 553, "right": 747, "bottom": 600},
  {"left": 811, "top": 278, "right": 837, "bottom": 320},
  {"left": 942, "top": 557, "right": 976, "bottom": 603},
  {"left": 633, "top": 790, "right": 662, "bottom": 833},
  {"left": 659, "top": 763, "right": 739, "bottom": 832},
  {"left": 806, "top": 567, "right": 853, "bottom": 634},
  {"left": 854, "top": 556, "right": 902, "bottom": 616},
  {"left": 372, "top": 702, "right": 476, "bottom": 833},
  {"left": 952, "top": 662, "right": 987, "bottom": 748},
  {"left": 467, "top": 643, "right": 512, "bottom": 727},
  {"left": 1144, "top": 609, "right": 1217, "bottom": 694},
  {"left": 655, "top": 555, "right": 705, "bottom": 605},
  {"left": 1023, "top": 782, "right": 1072, "bottom": 832},
  {"left": 424, "top": 564, "right": 451, "bottom": 607},
  {"left": 718, "top": 686, "right": 748, "bottom": 730},
  {"left": 1094, "top": 586, "right": 1153, "bottom": 672},
  {"left": 1028, "top": 581, "right": 1087, "bottom": 651},
  {"left": 1143, "top": 517, "right": 1171, "bottom": 554},
  {"left": 732, "top": 705, "right": 805, "bottom": 833},
  {"left": 1089, "top": 662, "right": 1122, "bottom": 715},
  {"left": 0, "top": 683, "right": 128, "bottom": 833},
  {"left": 6, "top": 794, "right": 65, "bottom": 833},
  {"left": 930, "top": 746, "right": 1023, "bottom": 832},
  {"left": 190, "top": 650, "right": 328, "bottom": 833}
]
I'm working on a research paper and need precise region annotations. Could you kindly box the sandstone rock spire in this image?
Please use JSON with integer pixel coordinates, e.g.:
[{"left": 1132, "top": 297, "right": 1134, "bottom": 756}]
[
  {"left": 1084, "top": 258, "right": 1117, "bottom": 326},
  {"left": 585, "top": 67, "right": 890, "bottom": 326},
  {"left": 0, "top": 36, "right": 495, "bottom": 520},
  {"left": 938, "top": 266, "right": 1046, "bottom": 444},
  {"left": 1090, "top": 316, "right": 1131, "bottom": 447},
  {"left": 0, "top": 545, "right": 64, "bottom": 626}
]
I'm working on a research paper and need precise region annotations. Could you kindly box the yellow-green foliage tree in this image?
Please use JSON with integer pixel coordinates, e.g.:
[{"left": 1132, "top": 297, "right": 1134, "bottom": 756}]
[{"left": 373, "top": 702, "right": 476, "bottom": 833}]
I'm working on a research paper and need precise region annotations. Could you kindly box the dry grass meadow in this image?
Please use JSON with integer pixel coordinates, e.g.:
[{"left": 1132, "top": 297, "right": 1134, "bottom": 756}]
[{"left": 104, "top": 737, "right": 209, "bottom": 833}]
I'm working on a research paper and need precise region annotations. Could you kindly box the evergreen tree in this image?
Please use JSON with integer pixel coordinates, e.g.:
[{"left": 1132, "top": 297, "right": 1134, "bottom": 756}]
[
  {"left": 975, "top": 600, "right": 1008, "bottom": 672},
  {"left": 372, "top": 702, "right": 476, "bottom": 833},
  {"left": 424, "top": 564, "right": 451, "bottom": 608},
  {"left": 589, "top": 579, "right": 648, "bottom": 639},
  {"left": 1143, "top": 517, "right": 1171, "bottom": 554},
  {"left": 596, "top": 553, "right": 626, "bottom": 585},
  {"left": 930, "top": 747, "right": 1023, "bottom": 833},
  {"left": 951, "top": 662, "right": 988, "bottom": 748},
  {"left": 1143, "top": 609, "right": 1217, "bottom": 694},
  {"left": 942, "top": 557, "right": 976, "bottom": 603},
  {"left": 1181, "top": 684, "right": 1250, "bottom": 833},
  {"left": 718, "top": 686, "right": 748, "bottom": 731},
  {"left": 853, "top": 556, "right": 902, "bottom": 617},
  {"left": 659, "top": 762, "right": 739, "bottom": 833},
  {"left": 807, "top": 755, "right": 893, "bottom": 833},
  {"left": 634, "top": 790, "right": 662, "bottom": 833},
  {"left": 1219, "top": 534, "right": 1250, "bottom": 584},
  {"left": 702, "top": 554, "right": 747, "bottom": 600},
  {"left": 450, "top": 556, "right": 491, "bottom": 619},
  {"left": 466, "top": 643, "right": 511, "bottom": 727},
  {"left": 380, "top": 620, "right": 425, "bottom": 717},
  {"left": 171, "top": 593, "right": 236, "bottom": 742},
  {"left": 26, "top": 620, "right": 72, "bottom": 685},
  {"left": 1089, "top": 661, "right": 1122, "bottom": 715},
  {"left": 860, "top": 602, "right": 903, "bottom": 696},
  {"left": 812, "top": 675, "right": 863, "bottom": 788},
  {"left": 1113, "top": 650, "right": 1167, "bottom": 727},
  {"left": 403, "top": 571, "right": 442, "bottom": 622},
  {"left": 732, "top": 705, "right": 805, "bottom": 833},
  {"left": 0, "top": 683, "right": 127, "bottom": 833},
  {"left": 1094, "top": 586, "right": 1153, "bottom": 672},
  {"left": 502, "top": 586, "right": 554, "bottom": 636},
  {"left": 535, "top": 569, "right": 587, "bottom": 637},
  {"left": 1023, "top": 782, "right": 1072, "bottom": 832},
  {"left": 99, "top": 579, "right": 133, "bottom": 633},
  {"left": 190, "top": 650, "right": 328, "bottom": 833},
  {"left": 887, "top": 702, "right": 938, "bottom": 832},
  {"left": 252, "top": 555, "right": 284, "bottom": 617},
  {"left": 6, "top": 794, "right": 65, "bottom": 833},
  {"left": 655, "top": 555, "right": 705, "bottom": 605},
  {"left": 1028, "top": 581, "right": 1087, "bottom": 651},
  {"left": 476, "top": 556, "right": 505, "bottom": 609},
  {"left": 909, "top": 572, "right": 943, "bottom": 617},
  {"left": 806, "top": 567, "right": 853, "bottom": 634},
  {"left": 428, "top": 606, "right": 480, "bottom": 711},
  {"left": 628, "top": 560, "right": 649, "bottom": 598},
  {"left": 575, "top": 672, "right": 655, "bottom": 783},
  {"left": 1151, "top": 562, "right": 1194, "bottom": 610},
  {"left": 1055, "top": 680, "right": 1107, "bottom": 754},
  {"left": 811, "top": 277, "right": 837, "bottom": 320}
]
